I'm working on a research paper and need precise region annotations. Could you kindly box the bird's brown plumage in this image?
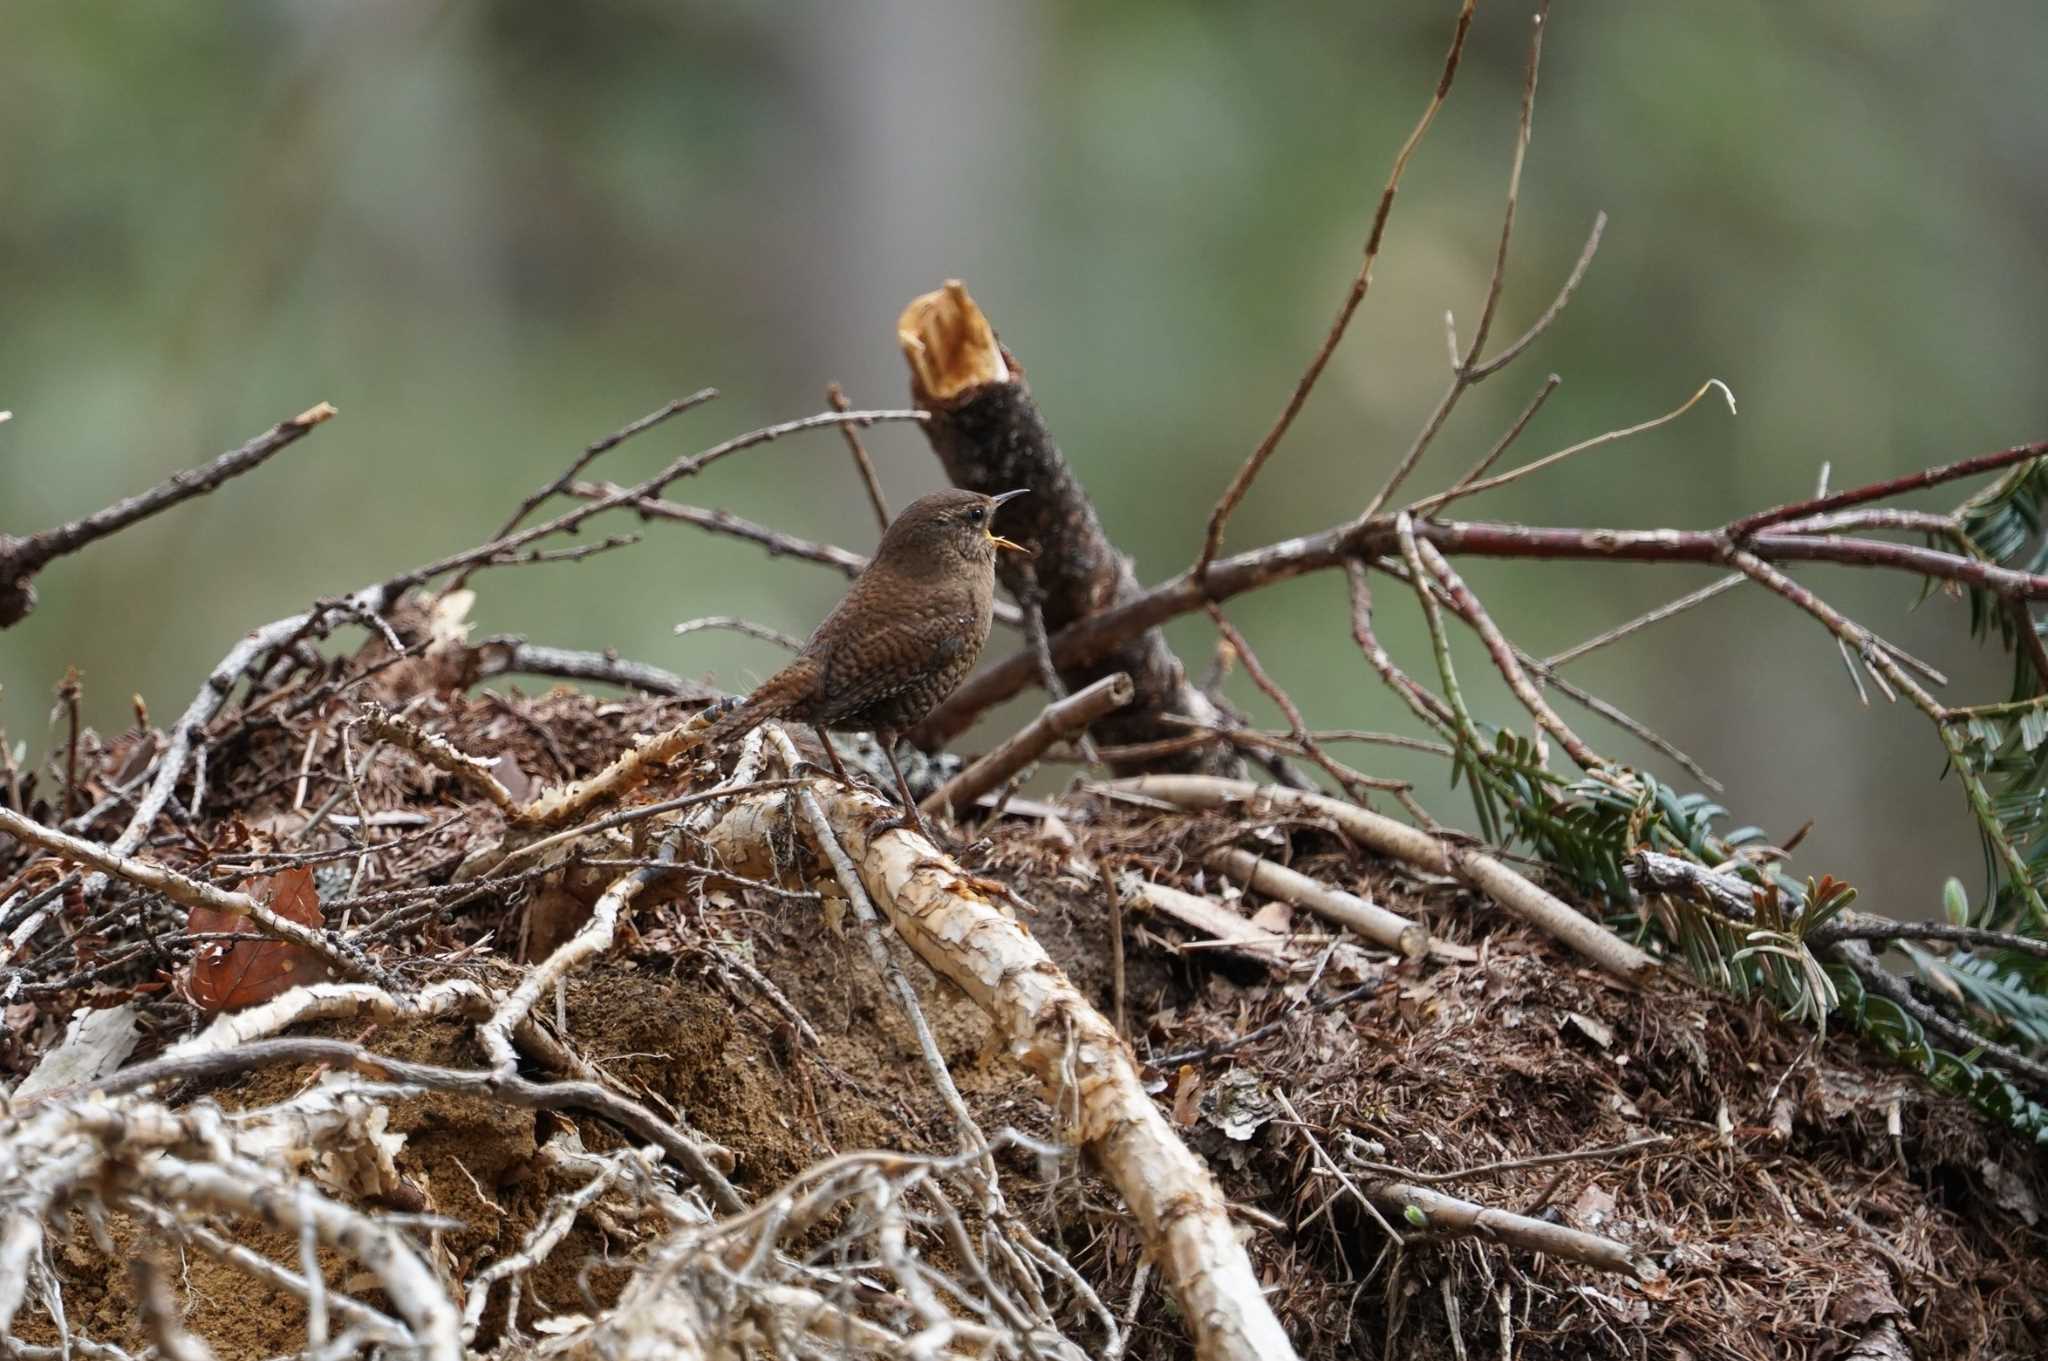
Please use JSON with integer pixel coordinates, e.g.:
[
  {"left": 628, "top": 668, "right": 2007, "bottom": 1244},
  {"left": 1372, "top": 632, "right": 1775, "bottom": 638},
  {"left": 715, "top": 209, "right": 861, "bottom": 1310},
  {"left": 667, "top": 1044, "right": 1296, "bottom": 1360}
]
[{"left": 701, "top": 488, "right": 1027, "bottom": 763}]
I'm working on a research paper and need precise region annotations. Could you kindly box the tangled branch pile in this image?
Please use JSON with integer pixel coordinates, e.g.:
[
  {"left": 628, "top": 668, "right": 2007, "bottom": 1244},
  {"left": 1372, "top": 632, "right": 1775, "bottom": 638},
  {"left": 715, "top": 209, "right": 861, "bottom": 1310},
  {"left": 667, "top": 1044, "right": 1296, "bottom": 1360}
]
[{"left": 6, "top": 7, "right": 2047, "bottom": 1358}]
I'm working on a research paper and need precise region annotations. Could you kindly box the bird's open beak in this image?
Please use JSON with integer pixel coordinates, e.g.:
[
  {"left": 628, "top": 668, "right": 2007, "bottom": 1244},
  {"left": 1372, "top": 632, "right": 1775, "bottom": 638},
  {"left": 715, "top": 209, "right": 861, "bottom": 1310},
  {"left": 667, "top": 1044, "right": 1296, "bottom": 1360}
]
[{"left": 987, "top": 488, "right": 1031, "bottom": 555}]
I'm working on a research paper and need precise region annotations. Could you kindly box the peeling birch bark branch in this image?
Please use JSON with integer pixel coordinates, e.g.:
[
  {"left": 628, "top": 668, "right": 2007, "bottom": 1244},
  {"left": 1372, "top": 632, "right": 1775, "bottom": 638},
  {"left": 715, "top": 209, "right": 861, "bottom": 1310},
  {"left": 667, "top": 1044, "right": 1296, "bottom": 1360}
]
[
  {"left": 1108, "top": 775, "right": 1656, "bottom": 982},
  {"left": 355, "top": 703, "right": 519, "bottom": 814},
  {"left": 898, "top": 281, "right": 1235, "bottom": 774},
  {"left": 921, "top": 672, "right": 1133, "bottom": 819},
  {"left": 706, "top": 782, "right": 1301, "bottom": 1361}
]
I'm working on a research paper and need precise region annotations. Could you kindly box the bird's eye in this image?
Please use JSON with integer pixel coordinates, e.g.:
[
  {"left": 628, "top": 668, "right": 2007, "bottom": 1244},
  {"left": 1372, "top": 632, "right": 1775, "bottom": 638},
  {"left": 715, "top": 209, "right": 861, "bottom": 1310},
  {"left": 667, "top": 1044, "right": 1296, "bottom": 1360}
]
[{"left": 966, "top": 507, "right": 985, "bottom": 524}]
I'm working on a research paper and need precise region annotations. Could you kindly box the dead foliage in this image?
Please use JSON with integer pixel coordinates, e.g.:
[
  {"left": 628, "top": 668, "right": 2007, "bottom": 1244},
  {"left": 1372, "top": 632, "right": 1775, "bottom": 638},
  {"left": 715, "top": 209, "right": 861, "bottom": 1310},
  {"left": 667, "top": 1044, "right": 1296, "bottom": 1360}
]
[{"left": 3, "top": 668, "right": 2042, "bottom": 1360}]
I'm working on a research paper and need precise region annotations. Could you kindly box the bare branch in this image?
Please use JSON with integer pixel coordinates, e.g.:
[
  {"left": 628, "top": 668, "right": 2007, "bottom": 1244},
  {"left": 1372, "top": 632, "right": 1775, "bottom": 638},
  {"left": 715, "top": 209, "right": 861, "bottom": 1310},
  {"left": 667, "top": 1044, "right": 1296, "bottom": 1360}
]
[
  {"left": 355, "top": 703, "right": 519, "bottom": 815},
  {"left": 0, "top": 804, "right": 378, "bottom": 984},
  {"left": 1193, "top": 0, "right": 1477, "bottom": 576},
  {"left": 1546, "top": 574, "right": 1744, "bottom": 669},
  {"left": 674, "top": 615, "right": 805, "bottom": 653},
  {"left": 1110, "top": 775, "right": 1657, "bottom": 981},
  {"left": 922, "top": 673, "right": 1133, "bottom": 820},
  {"left": 445, "top": 388, "right": 718, "bottom": 592},
  {"left": 1408, "top": 377, "right": 1737, "bottom": 516},
  {"left": 912, "top": 508, "right": 2048, "bottom": 748},
  {"left": 1429, "top": 372, "right": 1562, "bottom": 510},
  {"left": 1806, "top": 914, "right": 2048, "bottom": 959},
  {"left": 1206, "top": 846, "right": 1425, "bottom": 957},
  {"left": 0, "top": 403, "right": 336, "bottom": 627},
  {"left": 574, "top": 481, "right": 1025, "bottom": 629},
  {"left": 1413, "top": 535, "right": 1604, "bottom": 770},
  {"left": 827, "top": 381, "right": 893, "bottom": 530},
  {"left": 1728, "top": 438, "right": 2048, "bottom": 538}
]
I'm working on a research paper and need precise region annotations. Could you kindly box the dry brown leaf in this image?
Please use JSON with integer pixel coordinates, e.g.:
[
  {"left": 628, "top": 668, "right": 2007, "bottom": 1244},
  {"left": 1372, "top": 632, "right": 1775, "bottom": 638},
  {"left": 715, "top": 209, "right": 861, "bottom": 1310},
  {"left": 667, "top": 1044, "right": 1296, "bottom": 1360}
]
[
  {"left": 1171, "top": 1063, "right": 1204, "bottom": 1128},
  {"left": 1247, "top": 899, "right": 1293, "bottom": 934},
  {"left": 184, "top": 866, "right": 332, "bottom": 1012}
]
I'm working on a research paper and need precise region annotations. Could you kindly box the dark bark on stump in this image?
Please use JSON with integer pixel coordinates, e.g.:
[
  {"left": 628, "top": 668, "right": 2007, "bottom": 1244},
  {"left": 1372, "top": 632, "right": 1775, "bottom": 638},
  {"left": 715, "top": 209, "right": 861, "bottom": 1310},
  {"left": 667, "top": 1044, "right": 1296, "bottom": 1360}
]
[{"left": 897, "top": 282, "right": 1235, "bottom": 774}]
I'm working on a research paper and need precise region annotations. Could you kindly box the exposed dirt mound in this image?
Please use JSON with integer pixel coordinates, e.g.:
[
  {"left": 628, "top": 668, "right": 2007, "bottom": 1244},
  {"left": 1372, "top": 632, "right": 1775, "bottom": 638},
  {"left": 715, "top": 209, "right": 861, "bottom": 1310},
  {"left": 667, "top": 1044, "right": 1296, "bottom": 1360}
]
[{"left": 5, "top": 683, "right": 2045, "bottom": 1360}]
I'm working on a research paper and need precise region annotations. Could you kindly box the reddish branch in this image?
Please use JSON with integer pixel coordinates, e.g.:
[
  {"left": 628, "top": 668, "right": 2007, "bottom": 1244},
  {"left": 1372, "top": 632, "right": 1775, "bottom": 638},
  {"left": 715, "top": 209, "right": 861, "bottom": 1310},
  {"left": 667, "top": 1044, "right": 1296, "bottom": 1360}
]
[
  {"left": 1194, "top": 0, "right": 1476, "bottom": 577},
  {"left": 1727, "top": 439, "right": 2048, "bottom": 537},
  {"left": 913, "top": 470, "right": 2048, "bottom": 746}
]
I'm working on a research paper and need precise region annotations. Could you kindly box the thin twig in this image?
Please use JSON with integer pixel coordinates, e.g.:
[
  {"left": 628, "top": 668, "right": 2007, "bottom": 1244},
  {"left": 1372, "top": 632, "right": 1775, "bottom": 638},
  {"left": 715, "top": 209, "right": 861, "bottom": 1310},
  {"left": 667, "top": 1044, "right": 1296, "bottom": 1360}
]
[
  {"left": 1362, "top": 5, "right": 1558, "bottom": 519},
  {"left": 1413, "top": 536, "right": 1604, "bottom": 770},
  {"left": 1545, "top": 575, "right": 1744, "bottom": 669},
  {"left": 1149, "top": 978, "right": 1381, "bottom": 1070},
  {"left": 674, "top": 615, "right": 805, "bottom": 653},
  {"left": 922, "top": 674, "right": 1133, "bottom": 820},
  {"left": 1410, "top": 378, "right": 1737, "bottom": 516},
  {"left": 573, "top": 481, "right": 1022, "bottom": 629},
  {"left": 1346, "top": 1133, "right": 1675, "bottom": 1186},
  {"left": 1806, "top": 914, "right": 2048, "bottom": 959},
  {"left": 0, "top": 805, "right": 379, "bottom": 984},
  {"left": 827, "top": 382, "right": 892, "bottom": 530},
  {"left": 1207, "top": 606, "right": 1408, "bottom": 798},
  {"left": 447, "top": 388, "right": 718, "bottom": 594},
  {"left": 1427, "top": 372, "right": 1562, "bottom": 509},
  {"left": 1193, "top": 0, "right": 1476, "bottom": 578},
  {"left": 81, "top": 1036, "right": 744, "bottom": 1211},
  {"left": 1729, "top": 439, "right": 2048, "bottom": 538}
]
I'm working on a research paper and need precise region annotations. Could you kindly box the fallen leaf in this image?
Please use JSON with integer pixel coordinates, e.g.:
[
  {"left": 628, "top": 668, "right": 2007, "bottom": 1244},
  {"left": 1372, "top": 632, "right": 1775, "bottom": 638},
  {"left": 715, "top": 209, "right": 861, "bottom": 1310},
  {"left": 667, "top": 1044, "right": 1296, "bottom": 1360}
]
[
  {"left": 1563, "top": 1011, "right": 1615, "bottom": 1049},
  {"left": 184, "top": 867, "right": 332, "bottom": 1012},
  {"left": 1248, "top": 900, "right": 1293, "bottom": 934},
  {"left": 1171, "top": 1065, "right": 1203, "bottom": 1128},
  {"left": 1569, "top": 1181, "right": 1617, "bottom": 1229},
  {"left": 1978, "top": 1157, "right": 2041, "bottom": 1226},
  {"left": 495, "top": 751, "right": 536, "bottom": 805}
]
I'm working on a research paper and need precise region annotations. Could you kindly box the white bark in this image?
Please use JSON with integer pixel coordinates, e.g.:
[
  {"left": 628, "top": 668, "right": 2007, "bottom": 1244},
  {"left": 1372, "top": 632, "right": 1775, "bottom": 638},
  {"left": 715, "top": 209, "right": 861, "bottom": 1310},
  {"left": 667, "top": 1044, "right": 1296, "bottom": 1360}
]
[
  {"left": 1109, "top": 775, "right": 1656, "bottom": 981},
  {"left": 708, "top": 780, "right": 1301, "bottom": 1361}
]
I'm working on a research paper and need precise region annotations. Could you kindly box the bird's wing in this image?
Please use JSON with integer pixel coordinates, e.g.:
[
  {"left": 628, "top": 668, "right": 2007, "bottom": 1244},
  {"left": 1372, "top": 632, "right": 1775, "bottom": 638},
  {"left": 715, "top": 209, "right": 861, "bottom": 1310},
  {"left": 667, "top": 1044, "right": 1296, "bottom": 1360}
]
[{"left": 813, "top": 611, "right": 974, "bottom": 727}]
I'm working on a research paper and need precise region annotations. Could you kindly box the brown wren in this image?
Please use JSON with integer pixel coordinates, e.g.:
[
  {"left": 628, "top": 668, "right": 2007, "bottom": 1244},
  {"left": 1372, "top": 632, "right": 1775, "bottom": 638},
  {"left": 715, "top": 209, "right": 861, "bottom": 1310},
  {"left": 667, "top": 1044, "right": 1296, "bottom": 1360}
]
[{"left": 702, "top": 487, "right": 1029, "bottom": 838}]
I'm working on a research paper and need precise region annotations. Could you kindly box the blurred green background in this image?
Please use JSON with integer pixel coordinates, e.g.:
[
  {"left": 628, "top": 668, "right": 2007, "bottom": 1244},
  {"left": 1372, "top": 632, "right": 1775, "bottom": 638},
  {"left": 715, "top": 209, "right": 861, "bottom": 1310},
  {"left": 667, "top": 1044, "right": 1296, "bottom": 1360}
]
[{"left": 3, "top": 2, "right": 2044, "bottom": 913}]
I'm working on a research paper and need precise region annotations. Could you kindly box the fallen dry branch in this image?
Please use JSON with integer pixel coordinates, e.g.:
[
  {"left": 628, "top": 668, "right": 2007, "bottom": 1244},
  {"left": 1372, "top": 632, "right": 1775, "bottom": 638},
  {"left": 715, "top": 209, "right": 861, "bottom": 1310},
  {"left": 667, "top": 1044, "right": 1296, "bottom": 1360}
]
[
  {"left": 1205, "top": 845, "right": 1426, "bottom": 958},
  {"left": 1369, "top": 1178, "right": 1651, "bottom": 1278},
  {"left": 355, "top": 702, "right": 520, "bottom": 815},
  {"left": 707, "top": 776, "right": 1301, "bottom": 1361},
  {"left": 1108, "top": 774, "right": 1656, "bottom": 981},
  {"left": 921, "top": 671, "right": 1133, "bottom": 819},
  {"left": 1122, "top": 873, "right": 1353, "bottom": 975}
]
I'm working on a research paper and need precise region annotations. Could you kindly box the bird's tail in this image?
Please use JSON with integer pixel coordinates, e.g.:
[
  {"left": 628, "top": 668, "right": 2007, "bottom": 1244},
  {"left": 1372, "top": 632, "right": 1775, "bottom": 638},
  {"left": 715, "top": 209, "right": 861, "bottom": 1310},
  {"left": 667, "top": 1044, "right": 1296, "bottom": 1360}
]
[
  {"left": 697, "top": 689, "right": 788, "bottom": 751},
  {"left": 698, "top": 658, "right": 815, "bottom": 752}
]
